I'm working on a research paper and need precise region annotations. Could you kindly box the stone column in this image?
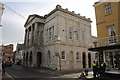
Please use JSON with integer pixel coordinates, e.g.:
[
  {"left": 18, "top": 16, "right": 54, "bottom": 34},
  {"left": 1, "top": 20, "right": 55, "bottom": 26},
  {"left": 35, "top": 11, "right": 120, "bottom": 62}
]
[
  {"left": 24, "top": 29, "right": 27, "bottom": 47},
  {"left": 29, "top": 26, "right": 32, "bottom": 46},
  {"left": 30, "top": 25, "right": 33, "bottom": 46},
  {"left": 27, "top": 28, "right": 29, "bottom": 47},
  {"left": 34, "top": 22, "right": 38, "bottom": 45},
  {"left": 31, "top": 23, "right": 35, "bottom": 45},
  {"left": 28, "top": 53, "right": 30, "bottom": 67},
  {"left": 26, "top": 28, "right": 29, "bottom": 47}
]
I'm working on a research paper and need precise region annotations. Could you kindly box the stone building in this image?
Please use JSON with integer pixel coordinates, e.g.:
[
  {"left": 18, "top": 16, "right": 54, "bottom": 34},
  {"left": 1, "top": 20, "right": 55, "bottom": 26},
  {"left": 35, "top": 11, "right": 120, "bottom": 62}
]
[
  {"left": 15, "top": 43, "right": 24, "bottom": 64},
  {"left": 23, "top": 5, "right": 97, "bottom": 70}
]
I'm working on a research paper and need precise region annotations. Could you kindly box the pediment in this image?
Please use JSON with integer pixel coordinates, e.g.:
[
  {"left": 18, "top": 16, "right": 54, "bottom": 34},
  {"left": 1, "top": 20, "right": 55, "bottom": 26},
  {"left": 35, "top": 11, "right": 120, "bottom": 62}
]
[
  {"left": 24, "top": 14, "right": 45, "bottom": 27},
  {"left": 27, "top": 16, "right": 34, "bottom": 23},
  {"left": 24, "top": 15, "right": 36, "bottom": 27}
]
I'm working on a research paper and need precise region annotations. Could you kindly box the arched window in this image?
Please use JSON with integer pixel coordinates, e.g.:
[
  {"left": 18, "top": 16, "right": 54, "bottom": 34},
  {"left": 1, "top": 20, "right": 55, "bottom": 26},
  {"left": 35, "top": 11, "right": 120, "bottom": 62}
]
[
  {"left": 61, "top": 51, "right": 65, "bottom": 59},
  {"left": 76, "top": 52, "right": 80, "bottom": 59},
  {"left": 48, "top": 51, "right": 50, "bottom": 59}
]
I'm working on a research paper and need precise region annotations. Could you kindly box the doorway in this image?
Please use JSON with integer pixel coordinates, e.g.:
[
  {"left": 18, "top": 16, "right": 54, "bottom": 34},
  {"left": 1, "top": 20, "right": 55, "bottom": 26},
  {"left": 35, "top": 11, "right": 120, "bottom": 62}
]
[
  {"left": 88, "top": 53, "right": 91, "bottom": 68},
  {"left": 26, "top": 52, "right": 29, "bottom": 65},
  {"left": 37, "top": 52, "right": 42, "bottom": 68},
  {"left": 29, "top": 52, "right": 32, "bottom": 66},
  {"left": 82, "top": 52, "right": 86, "bottom": 68}
]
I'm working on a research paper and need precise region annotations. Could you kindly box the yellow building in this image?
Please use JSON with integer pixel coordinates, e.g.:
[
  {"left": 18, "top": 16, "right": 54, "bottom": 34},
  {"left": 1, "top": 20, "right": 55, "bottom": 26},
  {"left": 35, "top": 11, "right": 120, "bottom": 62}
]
[
  {"left": 89, "top": 0, "right": 120, "bottom": 71},
  {"left": 95, "top": 1, "right": 120, "bottom": 39}
]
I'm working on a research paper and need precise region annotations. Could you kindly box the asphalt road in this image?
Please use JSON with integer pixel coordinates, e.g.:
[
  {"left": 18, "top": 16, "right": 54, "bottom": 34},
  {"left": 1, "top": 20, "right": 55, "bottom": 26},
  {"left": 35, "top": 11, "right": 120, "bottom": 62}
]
[{"left": 5, "top": 65, "right": 77, "bottom": 80}]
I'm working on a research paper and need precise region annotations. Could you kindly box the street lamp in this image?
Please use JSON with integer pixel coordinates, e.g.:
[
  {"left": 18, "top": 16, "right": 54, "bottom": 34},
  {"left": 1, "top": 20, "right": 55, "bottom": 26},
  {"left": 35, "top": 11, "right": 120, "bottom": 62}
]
[
  {"left": 0, "top": 3, "right": 4, "bottom": 27},
  {"left": 54, "top": 39, "right": 62, "bottom": 71}
]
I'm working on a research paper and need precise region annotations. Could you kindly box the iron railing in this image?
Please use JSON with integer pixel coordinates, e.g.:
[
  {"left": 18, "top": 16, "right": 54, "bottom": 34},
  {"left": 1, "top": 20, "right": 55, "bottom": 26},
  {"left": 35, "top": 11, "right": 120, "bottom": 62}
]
[{"left": 93, "top": 35, "right": 120, "bottom": 47}]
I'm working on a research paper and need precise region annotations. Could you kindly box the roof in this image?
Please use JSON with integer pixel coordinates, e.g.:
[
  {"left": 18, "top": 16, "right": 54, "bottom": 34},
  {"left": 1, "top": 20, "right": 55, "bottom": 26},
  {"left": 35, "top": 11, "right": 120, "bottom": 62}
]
[
  {"left": 24, "top": 14, "right": 44, "bottom": 27},
  {"left": 45, "top": 5, "right": 92, "bottom": 22},
  {"left": 94, "top": 0, "right": 120, "bottom": 7},
  {"left": 24, "top": 5, "right": 92, "bottom": 27}
]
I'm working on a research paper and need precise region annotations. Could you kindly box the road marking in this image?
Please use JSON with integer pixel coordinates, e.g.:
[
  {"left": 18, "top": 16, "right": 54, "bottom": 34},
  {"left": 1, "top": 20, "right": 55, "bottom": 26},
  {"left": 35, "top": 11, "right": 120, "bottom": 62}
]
[{"left": 6, "top": 73, "right": 13, "bottom": 78}]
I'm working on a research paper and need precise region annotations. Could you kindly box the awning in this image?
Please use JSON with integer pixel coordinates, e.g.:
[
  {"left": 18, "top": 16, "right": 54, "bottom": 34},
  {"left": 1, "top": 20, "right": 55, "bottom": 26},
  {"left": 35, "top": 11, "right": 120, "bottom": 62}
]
[{"left": 88, "top": 44, "right": 120, "bottom": 51}]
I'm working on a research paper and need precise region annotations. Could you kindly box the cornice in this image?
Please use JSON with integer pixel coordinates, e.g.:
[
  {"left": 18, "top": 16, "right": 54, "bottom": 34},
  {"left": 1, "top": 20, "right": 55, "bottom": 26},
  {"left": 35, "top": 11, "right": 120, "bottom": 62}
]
[{"left": 44, "top": 5, "right": 92, "bottom": 23}]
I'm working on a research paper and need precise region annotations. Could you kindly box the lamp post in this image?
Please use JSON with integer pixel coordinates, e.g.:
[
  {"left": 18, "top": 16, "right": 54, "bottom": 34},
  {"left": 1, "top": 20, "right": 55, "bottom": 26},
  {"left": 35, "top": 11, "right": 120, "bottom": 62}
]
[
  {"left": 0, "top": 2, "right": 4, "bottom": 27},
  {"left": 54, "top": 39, "right": 61, "bottom": 71}
]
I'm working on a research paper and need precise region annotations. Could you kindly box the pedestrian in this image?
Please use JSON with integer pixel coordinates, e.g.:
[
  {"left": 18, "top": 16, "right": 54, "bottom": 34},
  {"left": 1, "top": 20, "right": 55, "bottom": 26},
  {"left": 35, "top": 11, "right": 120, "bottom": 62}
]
[
  {"left": 96, "top": 61, "right": 100, "bottom": 77},
  {"left": 103, "top": 62, "right": 106, "bottom": 77},
  {"left": 100, "top": 61, "right": 106, "bottom": 77},
  {"left": 2, "top": 61, "right": 6, "bottom": 75},
  {"left": 92, "top": 61, "right": 97, "bottom": 78}
]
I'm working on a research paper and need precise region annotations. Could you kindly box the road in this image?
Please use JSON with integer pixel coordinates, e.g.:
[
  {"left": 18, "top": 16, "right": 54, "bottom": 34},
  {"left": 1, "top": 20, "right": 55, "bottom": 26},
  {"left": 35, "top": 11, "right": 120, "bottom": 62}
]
[
  {"left": 5, "top": 65, "right": 77, "bottom": 80},
  {"left": 4, "top": 65, "right": 120, "bottom": 80}
]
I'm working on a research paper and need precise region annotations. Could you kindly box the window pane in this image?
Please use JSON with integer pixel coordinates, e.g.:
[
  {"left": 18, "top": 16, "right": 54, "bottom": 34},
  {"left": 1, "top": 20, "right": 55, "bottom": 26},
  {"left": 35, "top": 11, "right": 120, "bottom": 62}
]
[
  {"left": 75, "top": 31, "right": 79, "bottom": 40},
  {"left": 61, "top": 51, "right": 65, "bottom": 59},
  {"left": 76, "top": 52, "right": 80, "bottom": 59},
  {"left": 69, "top": 29, "right": 72, "bottom": 39},
  {"left": 104, "top": 3, "right": 112, "bottom": 15},
  {"left": 107, "top": 25, "right": 116, "bottom": 44}
]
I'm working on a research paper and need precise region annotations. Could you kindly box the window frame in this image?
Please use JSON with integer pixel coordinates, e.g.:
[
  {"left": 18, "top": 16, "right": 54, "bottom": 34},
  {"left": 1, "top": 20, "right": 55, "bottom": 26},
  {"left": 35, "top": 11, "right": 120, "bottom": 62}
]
[
  {"left": 61, "top": 51, "right": 66, "bottom": 60},
  {"left": 48, "top": 51, "right": 51, "bottom": 59},
  {"left": 76, "top": 52, "right": 80, "bottom": 59},
  {"left": 75, "top": 30, "right": 79, "bottom": 40},
  {"left": 104, "top": 3, "right": 112, "bottom": 15},
  {"left": 69, "top": 28, "right": 73, "bottom": 40},
  {"left": 107, "top": 24, "right": 116, "bottom": 44}
]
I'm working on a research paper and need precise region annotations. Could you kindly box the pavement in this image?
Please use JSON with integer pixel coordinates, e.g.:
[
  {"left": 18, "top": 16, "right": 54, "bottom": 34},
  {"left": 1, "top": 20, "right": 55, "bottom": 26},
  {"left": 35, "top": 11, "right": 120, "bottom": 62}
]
[
  {"left": 5, "top": 65, "right": 120, "bottom": 80},
  {"left": 20, "top": 66, "right": 120, "bottom": 80},
  {"left": 5, "top": 64, "right": 94, "bottom": 80},
  {"left": 30, "top": 67, "right": 94, "bottom": 79}
]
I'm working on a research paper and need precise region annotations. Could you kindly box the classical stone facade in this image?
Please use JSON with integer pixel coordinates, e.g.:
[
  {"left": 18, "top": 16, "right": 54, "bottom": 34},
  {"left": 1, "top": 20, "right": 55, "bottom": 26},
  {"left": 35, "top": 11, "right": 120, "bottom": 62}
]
[{"left": 23, "top": 5, "right": 97, "bottom": 70}]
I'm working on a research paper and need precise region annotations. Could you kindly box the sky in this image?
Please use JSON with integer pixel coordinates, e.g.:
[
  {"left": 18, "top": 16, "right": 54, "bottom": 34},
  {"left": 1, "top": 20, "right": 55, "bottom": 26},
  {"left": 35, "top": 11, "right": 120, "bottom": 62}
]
[{"left": 0, "top": 0, "right": 99, "bottom": 50}]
